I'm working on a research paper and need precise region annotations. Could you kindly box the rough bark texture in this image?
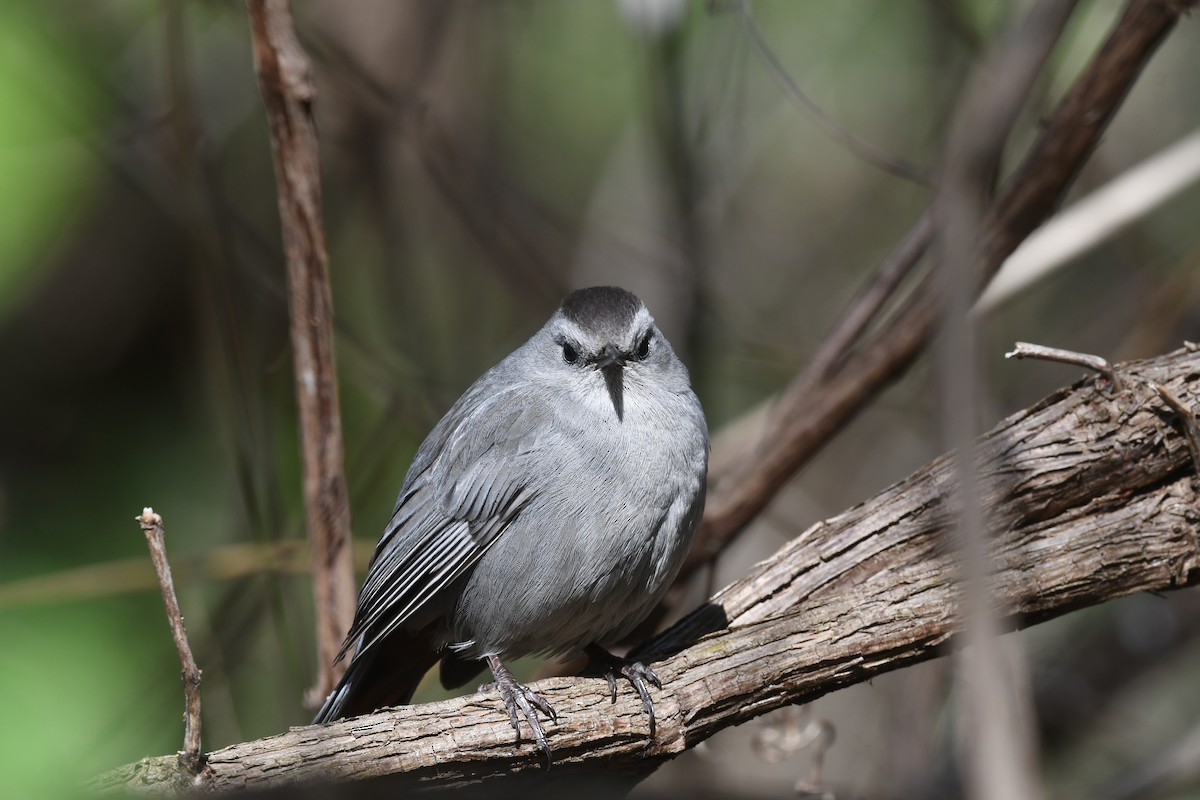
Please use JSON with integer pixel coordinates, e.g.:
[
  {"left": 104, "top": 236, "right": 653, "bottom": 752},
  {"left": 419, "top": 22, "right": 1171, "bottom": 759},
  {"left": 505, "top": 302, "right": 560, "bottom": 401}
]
[{"left": 95, "top": 346, "right": 1200, "bottom": 794}]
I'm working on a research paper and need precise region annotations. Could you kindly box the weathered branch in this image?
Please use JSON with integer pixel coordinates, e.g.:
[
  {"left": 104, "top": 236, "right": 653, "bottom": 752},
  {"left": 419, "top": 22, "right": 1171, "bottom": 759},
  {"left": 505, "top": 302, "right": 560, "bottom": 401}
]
[
  {"left": 247, "top": 0, "right": 356, "bottom": 703},
  {"left": 96, "top": 346, "right": 1200, "bottom": 794},
  {"left": 684, "top": 0, "right": 1196, "bottom": 580}
]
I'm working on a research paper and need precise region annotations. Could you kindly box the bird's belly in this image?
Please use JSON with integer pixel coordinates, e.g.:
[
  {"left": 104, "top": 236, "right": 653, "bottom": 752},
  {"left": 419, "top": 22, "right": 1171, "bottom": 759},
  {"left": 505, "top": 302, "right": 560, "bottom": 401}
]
[{"left": 447, "top": 416, "right": 703, "bottom": 659}]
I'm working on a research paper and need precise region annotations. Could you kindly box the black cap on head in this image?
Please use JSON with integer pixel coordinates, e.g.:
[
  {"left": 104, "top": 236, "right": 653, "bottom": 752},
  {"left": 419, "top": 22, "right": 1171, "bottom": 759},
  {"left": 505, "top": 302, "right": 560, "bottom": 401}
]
[{"left": 559, "top": 286, "right": 643, "bottom": 342}]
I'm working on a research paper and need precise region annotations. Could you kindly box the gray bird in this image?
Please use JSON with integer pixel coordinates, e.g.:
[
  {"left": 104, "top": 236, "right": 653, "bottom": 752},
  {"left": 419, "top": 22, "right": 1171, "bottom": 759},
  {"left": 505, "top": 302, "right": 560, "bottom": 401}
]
[{"left": 314, "top": 286, "right": 708, "bottom": 761}]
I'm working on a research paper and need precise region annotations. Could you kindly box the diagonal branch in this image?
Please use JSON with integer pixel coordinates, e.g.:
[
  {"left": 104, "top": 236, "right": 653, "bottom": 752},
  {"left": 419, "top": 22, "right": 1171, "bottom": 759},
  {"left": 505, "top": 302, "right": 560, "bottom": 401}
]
[
  {"left": 247, "top": 0, "right": 357, "bottom": 703},
  {"left": 685, "top": 0, "right": 1196, "bottom": 580},
  {"left": 95, "top": 346, "right": 1200, "bottom": 794},
  {"left": 738, "top": 1, "right": 932, "bottom": 186}
]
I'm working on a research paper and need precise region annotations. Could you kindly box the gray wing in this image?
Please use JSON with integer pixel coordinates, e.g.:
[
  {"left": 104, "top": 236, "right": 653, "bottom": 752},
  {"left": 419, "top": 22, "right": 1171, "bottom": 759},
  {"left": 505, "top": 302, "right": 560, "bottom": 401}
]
[{"left": 340, "top": 382, "right": 544, "bottom": 660}]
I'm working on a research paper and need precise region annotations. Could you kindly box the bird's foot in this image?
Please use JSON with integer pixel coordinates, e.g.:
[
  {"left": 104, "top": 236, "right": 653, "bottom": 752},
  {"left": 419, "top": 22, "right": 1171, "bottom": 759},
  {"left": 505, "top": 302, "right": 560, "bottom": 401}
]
[
  {"left": 484, "top": 654, "right": 557, "bottom": 765},
  {"left": 584, "top": 644, "right": 661, "bottom": 738}
]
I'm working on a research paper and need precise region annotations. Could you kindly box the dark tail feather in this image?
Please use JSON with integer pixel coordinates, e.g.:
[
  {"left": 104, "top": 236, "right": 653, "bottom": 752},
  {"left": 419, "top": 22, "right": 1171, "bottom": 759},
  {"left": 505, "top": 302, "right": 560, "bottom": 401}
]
[
  {"left": 313, "top": 628, "right": 440, "bottom": 724},
  {"left": 439, "top": 649, "right": 486, "bottom": 690}
]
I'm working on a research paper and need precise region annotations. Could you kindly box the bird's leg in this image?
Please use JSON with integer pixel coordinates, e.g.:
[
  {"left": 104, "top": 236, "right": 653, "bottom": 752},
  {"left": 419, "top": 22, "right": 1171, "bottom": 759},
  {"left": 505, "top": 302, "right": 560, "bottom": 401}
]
[
  {"left": 584, "top": 644, "right": 661, "bottom": 738},
  {"left": 484, "top": 654, "right": 557, "bottom": 764}
]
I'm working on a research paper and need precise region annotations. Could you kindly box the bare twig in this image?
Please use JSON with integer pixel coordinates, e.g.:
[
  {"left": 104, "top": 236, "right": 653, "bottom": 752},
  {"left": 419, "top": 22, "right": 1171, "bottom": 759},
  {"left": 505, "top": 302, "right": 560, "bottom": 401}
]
[
  {"left": 247, "top": 0, "right": 357, "bottom": 705},
  {"left": 805, "top": 210, "right": 934, "bottom": 381},
  {"left": 136, "top": 508, "right": 204, "bottom": 774},
  {"left": 738, "top": 2, "right": 931, "bottom": 186},
  {"left": 1153, "top": 382, "right": 1200, "bottom": 471},
  {"left": 1005, "top": 341, "right": 1123, "bottom": 393}
]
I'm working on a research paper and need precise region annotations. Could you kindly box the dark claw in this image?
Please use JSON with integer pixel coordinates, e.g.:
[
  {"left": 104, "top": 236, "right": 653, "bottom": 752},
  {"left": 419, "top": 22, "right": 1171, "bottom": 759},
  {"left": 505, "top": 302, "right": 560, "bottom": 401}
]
[
  {"left": 585, "top": 645, "right": 661, "bottom": 738},
  {"left": 621, "top": 661, "right": 660, "bottom": 734},
  {"left": 485, "top": 655, "right": 557, "bottom": 766}
]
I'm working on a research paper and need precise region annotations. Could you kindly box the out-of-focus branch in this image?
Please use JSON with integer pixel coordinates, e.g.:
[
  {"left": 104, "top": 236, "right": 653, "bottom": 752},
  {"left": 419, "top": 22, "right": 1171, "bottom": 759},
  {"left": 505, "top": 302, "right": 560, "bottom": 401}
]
[
  {"left": 298, "top": 24, "right": 573, "bottom": 311},
  {"left": 136, "top": 508, "right": 205, "bottom": 775},
  {"left": 978, "top": 131, "right": 1200, "bottom": 313},
  {"left": 94, "top": 346, "right": 1200, "bottom": 793},
  {"left": 0, "top": 539, "right": 381, "bottom": 611},
  {"left": 934, "top": 4, "right": 1082, "bottom": 798},
  {"left": 806, "top": 211, "right": 934, "bottom": 382},
  {"left": 1092, "top": 719, "right": 1200, "bottom": 800},
  {"left": 684, "top": 0, "right": 1196, "bottom": 582},
  {"left": 738, "top": 2, "right": 932, "bottom": 186},
  {"left": 247, "top": 0, "right": 356, "bottom": 704}
]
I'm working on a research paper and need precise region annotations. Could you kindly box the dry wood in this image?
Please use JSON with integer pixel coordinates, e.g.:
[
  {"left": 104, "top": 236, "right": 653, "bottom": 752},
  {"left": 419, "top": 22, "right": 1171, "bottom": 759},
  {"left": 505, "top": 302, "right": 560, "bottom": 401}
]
[
  {"left": 136, "top": 508, "right": 204, "bottom": 774},
  {"left": 95, "top": 346, "right": 1200, "bottom": 794},
  {"left": 247, "top": 0, "right": 357, "bottom": 702},
  {"left": 1006, "top": 341, "right": 1122, "bottom": 392}
]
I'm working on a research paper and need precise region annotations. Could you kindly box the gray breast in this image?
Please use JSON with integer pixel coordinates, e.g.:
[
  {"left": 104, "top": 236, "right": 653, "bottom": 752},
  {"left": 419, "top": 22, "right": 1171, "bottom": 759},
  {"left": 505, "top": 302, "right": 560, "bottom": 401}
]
[{"left": 445, "top": 385, "right": 706, "bottom": 660}]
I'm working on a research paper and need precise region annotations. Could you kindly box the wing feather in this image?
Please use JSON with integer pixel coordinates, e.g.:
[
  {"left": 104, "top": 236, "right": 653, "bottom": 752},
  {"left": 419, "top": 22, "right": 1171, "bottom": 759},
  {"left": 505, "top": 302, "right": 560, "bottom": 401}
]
[{"left": 339, "top": 382, "right": 542, "bottom": 661}]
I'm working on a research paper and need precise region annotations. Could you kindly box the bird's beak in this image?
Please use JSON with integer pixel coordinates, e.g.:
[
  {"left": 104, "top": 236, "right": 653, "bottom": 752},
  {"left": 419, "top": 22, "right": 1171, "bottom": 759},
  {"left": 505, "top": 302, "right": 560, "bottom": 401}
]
[
  {"left": 596, "top": 343, "right": 625, "bottom": 421},
  {"left": 596, "top": 343, "right": 624, "bottom": 370}
]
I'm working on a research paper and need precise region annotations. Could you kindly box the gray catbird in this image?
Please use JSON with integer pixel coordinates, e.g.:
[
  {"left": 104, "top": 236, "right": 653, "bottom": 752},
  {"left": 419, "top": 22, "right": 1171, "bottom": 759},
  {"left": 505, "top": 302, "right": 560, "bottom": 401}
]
[{"left": 313, "top": 286, "right": 709, "bottom": 761}]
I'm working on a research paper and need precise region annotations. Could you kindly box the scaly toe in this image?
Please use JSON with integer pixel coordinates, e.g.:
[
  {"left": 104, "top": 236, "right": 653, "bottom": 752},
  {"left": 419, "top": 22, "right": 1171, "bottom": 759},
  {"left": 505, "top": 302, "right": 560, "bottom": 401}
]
[{"left": 486, "top": 655, "right": 557, "bottom": 766}]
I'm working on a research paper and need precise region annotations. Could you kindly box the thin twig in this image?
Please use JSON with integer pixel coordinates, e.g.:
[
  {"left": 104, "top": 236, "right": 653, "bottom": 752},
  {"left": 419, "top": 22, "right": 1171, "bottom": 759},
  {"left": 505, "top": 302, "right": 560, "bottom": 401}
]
[
  {"left": 805, "top": 210, "right": 934, "bottom": 381},
  {"left": 247, "top": 0, "right": 357, "bottom": 706},
  {"left": 1153, "top": 382, "right": 1200, "bottom": 472},
  {"left": 1005, "top": 341, "right": 1123, "bottom": 393},
  {"left": 136, "top": 508, "right": 204, "bottom": 774},
  {"left": 738, "top": 2, "right": 932, "bottom": 186}
]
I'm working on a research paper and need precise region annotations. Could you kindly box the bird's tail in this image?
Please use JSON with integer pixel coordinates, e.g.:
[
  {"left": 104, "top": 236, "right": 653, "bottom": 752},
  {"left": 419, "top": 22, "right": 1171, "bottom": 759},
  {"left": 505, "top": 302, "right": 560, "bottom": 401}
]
[{"left": 312, "top": 629, "right": 441, "bottom": 724}]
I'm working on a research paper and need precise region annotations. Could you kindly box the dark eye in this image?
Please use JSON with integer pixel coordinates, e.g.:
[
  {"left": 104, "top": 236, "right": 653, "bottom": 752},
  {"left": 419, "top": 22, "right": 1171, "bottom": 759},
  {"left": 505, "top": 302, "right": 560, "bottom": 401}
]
[
  {"left": 561, "top": 342, "right": 579, "bottom": 364},
  {"left": 635, "top": 332, "right": 652, "bottom": 360}
]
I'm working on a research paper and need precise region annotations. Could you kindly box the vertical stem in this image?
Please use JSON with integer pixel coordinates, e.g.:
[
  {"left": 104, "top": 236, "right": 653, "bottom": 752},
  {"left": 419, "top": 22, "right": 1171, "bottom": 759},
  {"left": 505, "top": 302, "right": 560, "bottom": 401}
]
[
  {"left": 137, "top": 508, "right": 204, "bottom": 773},
  {"left": 934, "top": 2, "right": 1081, "bottom": 797},
  {"left": 246, "top": 0, "right": 356, "bottom": 703}
]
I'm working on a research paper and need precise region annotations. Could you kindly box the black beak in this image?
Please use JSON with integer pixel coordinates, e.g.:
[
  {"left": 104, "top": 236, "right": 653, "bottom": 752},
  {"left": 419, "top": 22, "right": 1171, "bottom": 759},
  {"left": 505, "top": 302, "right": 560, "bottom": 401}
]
[
  {"left": 596, "top": 343, "right": 625, "bottom": 421},
  {"left": 596, "top": 343, "right": 624, "bottom": 370}
]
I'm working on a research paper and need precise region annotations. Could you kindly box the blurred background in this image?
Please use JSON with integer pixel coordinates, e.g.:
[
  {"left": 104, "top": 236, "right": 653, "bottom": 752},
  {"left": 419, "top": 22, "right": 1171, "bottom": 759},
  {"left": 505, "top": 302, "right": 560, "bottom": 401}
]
[{"left": 1, "top": 1, "right": 1199, "bottom": 797}]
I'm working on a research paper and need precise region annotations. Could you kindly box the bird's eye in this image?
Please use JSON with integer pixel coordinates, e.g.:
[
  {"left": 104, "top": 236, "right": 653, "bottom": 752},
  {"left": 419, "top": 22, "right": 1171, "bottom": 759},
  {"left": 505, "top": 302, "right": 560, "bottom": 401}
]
[
  {"left": 635, "top": 332, "right": 652, "bottom": 360},
  {"left": 561, "top": 342, "right": 579, "bottom": 364}
]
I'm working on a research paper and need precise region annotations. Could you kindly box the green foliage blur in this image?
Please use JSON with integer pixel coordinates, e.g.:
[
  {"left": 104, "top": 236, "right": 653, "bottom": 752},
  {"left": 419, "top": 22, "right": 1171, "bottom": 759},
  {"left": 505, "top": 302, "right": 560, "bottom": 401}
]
[{"left": 0, "top": 1, "right": 1198, "bottom": 797}]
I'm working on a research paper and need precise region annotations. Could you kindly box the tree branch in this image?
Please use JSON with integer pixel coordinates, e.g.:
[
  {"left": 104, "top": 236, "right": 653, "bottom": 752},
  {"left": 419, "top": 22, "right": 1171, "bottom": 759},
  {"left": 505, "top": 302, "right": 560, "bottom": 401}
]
[
  {"left": 247, "top": 0, "right": 356, "bottom": 703},
  {"left": 95, "top": 346, "right": 1200, "bottom": 794},
  {"left": 683, "top": 0, "right": 1196, "bottom": 580}
]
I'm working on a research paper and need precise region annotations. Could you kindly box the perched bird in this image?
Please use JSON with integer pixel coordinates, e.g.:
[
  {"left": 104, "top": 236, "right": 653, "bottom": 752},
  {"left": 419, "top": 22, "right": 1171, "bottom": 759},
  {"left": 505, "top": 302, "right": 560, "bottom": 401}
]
[{"left": 314, "top": 286, "right": 709, "bottom": 761}]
